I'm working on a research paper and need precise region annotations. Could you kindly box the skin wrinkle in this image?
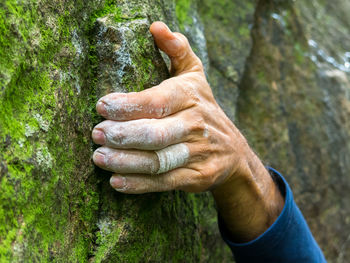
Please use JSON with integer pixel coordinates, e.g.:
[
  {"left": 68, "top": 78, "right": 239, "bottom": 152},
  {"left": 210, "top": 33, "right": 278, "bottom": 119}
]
[
  {"left": 105, "top": 130, "right": 123, "bottom": 146},
  {"left": 182, "top": 80, "right": 200, "bottom": 103},
  {"left": 97, "top": 147, "right": 159, "bottom": 174},
  {"left": 100, "top": 118, "right": 187, "bottom": 150},
  {"left": 155, "top": 143, "right": 190, "bottom": 174},
  {"left": 203, "top": 124, "right": 209, "bottom": 138},
  {"left": 100, "top": 94, "right": 144, "bottom": 119},
  {"left": 154, "top": 103, "right": 168, "bottom": 118},
  {"left": 100, "top": 93, "right": 172, "bottom": 119},
  {"left": 149, "top": 82, "right": 174, "bottom": 117}
]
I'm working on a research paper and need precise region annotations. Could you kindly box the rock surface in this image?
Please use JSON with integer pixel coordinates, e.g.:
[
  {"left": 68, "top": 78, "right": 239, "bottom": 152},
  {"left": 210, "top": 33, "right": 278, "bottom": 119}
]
[{"left": 1, "top": 0, "right": 349, "bottom": 262}]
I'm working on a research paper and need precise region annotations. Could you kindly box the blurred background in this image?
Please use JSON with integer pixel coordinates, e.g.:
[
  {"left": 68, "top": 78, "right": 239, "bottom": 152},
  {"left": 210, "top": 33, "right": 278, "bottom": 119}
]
[{"left": 194, "top": 0, "right": 350, "bottom": 261}]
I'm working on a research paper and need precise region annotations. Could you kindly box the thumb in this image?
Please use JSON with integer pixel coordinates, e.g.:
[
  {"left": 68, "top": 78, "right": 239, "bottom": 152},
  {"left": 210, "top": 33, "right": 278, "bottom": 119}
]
[{"left": 150, "top": 21, "right": 204, "bottom": 76}]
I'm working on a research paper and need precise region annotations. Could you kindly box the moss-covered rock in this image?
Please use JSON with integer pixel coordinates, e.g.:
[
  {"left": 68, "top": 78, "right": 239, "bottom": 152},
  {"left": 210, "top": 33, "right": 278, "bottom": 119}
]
[{"left": 0, "top": 0, "right": 230, "bottom": 262}]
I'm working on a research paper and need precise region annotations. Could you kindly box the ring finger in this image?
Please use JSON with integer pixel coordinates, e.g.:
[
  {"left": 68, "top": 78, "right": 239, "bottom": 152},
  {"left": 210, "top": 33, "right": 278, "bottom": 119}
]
[{"left": 93, "top": 143, "right": 192, "bottom": 174}]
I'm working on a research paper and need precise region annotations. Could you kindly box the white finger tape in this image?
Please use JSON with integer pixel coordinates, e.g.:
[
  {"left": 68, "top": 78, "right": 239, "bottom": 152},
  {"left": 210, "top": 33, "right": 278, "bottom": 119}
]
[{"left": 155, "top": 143, "right": 190, "bottom": 174}]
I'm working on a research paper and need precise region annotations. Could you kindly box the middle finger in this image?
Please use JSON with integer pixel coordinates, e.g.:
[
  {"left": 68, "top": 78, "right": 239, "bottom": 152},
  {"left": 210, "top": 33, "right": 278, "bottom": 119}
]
[
  {"left": 92, "top": 114, "right": 195, "bottom": 150},
  {"left": 93, "top": 143, "right": 191, "bottom": 174}
]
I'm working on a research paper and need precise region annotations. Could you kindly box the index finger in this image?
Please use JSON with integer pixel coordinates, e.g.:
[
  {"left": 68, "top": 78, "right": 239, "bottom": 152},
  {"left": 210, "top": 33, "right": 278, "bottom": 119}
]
[{"left": 96, "top": 78, "right": 198, "bottom": 121}]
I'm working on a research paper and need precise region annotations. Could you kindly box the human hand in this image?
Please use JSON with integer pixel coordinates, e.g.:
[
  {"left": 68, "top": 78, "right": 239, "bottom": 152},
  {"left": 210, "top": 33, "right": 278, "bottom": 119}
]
[
  {"left": 92, "top": 21, "right": 251, "bottom": 194},
  {"left": 92, "top": 21, "right": 284, "bottom": 242}
]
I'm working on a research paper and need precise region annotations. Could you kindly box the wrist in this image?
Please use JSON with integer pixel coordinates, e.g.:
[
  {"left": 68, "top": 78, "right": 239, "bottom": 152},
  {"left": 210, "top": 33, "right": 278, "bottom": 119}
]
[{"left": 211, "top": 148, "right": 284, "bottom": 243}]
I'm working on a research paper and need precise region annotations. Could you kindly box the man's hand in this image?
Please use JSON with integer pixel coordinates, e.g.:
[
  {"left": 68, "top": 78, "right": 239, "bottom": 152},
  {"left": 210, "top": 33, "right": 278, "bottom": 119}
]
[
  {"left": 92, "top": 21, "right": 284, "bottom": 242},
  {"left": 92, "top": 21, "right": 243, "bottom": 193}
]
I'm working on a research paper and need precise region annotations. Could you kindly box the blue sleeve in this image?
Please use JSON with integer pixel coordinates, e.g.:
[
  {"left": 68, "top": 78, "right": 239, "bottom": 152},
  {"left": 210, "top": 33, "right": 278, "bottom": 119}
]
[{"left": 218, "top": 167, "right": 327, "bottom": 263}]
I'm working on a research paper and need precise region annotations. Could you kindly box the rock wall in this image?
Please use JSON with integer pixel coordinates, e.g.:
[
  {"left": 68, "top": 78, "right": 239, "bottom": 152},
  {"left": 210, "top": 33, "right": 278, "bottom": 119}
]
[
  {"left": 236, "top": 1, "right": 350, "bottom": 261},
  {"left": 1, "top": 0, "right": 349, "bottom": 262}
]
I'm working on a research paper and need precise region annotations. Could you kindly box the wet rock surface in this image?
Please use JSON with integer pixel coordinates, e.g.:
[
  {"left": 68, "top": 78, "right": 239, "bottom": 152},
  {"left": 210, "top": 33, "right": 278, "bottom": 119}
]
[{"left": 1, "top": 0, "right": 350, "bottom": 262}]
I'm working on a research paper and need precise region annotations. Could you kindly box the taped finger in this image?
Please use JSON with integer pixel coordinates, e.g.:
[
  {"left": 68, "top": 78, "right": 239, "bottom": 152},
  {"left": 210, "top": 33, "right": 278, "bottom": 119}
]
[{"left": 93, "top": 143, "right": 191, "bottom": 175}]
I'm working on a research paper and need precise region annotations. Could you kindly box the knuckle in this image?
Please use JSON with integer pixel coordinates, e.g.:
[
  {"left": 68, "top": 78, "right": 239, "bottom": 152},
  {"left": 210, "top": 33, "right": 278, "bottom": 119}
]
[
  {"left": 173, "top": 33, "right": 204, "bottom": 71},
  {"left": 149, "top": 126, "right": 166, "bottom": 147},
  {"left": 107, "top": 126, "right": 125, "bottom": 146},
  {"left": 199, "top": 164, "right": 216, "bottom": 185},
  {"left": 126, "top": 179, "right": 139, "bottom": 193},
  {"left": 181, "top": 82, "right": 200, "bottom": 104},
  {"left": 187, "top": 172, "right": 212, "bottom": 192},
  {"left": 157, "top": 127, "right": 168, "bottom": 145},
  {"left": 168, "top": 175, "right": 178, "bottom": 190},
  {"left": 191, "top": 61, "right": 204, "bottom": 72},
  {"left": 173, "top": 33, "right": 189, "bottom": 54},
  {"left": 157, "top": 104, "right": 169, "bottom": 118},
  {"left": 113, "top": 153, "right": 123, "bottom": 167},
  {"left": 190, "top": 114, "right": 205, "bottom": 133},
  {"left": 152, "top": 94, "right": 170, "bottom": 118},
  {"left": 175, "top": 32, "right": 188, "bottom": 43}
]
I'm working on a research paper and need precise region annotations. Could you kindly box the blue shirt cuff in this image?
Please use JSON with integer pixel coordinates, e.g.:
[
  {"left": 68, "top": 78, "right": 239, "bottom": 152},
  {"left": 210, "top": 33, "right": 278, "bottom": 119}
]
[{"left": 218, "top": 167, "right": 326, "bottom": 262}]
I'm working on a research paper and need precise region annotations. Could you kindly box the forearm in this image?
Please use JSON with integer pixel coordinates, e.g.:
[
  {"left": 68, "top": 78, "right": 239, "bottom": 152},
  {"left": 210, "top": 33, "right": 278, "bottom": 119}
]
[
  {"left": 216, "top": 167, "right": 327, "bottom": 262},
  {"left": 211, "top": 147, "right": 284, "bottom": 243}
]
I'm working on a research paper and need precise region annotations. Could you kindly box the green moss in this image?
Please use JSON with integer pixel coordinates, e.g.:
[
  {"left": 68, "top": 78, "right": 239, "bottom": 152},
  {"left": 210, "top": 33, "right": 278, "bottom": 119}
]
[
  {"left": 89, "top": 0, "right": 144, "bottom": 28},
  {"left": 0, "top": 0, "right": 229, "bottom": 262},
  {"left": 0, "top": 0, "right": 103, "bottom": 261},
  {"left": 126, "top": 35, "right": 157, "bottom": 92},
  {"left": 175, "top": 0, "right": 193, "bottom": 30},
  {"left": 90, "top": 0, "right": 122, "bottom": 24},
  {"left": 0, "top": 0, "right": 168, "bottom": 259}
]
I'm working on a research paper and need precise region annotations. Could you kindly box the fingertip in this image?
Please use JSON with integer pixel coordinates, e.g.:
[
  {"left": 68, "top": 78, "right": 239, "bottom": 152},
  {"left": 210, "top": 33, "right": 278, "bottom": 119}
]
[
  {"left": 150, "top": 22, "right": 184, "bottom": 59},
  {"left": 92, "top": 129, "right": 106, "bottom": 145},
  {"left": 93, "top": 149, "right": 106, "bottom": 166},
  {"left": 110, "top": 175, "right": 126, "bottom": 190},
  {"left": 96, "top": 100, "right": 108, "bottom": 117},
  {"left": 150, "top": 21, "right": 161, "bottom": 34},
  {"left": 150, "top": 21, "right": 175, "bottom": 40}
]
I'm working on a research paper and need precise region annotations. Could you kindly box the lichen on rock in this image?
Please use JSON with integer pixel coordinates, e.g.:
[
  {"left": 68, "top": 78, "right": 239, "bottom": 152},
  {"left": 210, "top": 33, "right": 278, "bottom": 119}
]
[{"left": 94, "top": 15, "right": 169, "bottom": 96}]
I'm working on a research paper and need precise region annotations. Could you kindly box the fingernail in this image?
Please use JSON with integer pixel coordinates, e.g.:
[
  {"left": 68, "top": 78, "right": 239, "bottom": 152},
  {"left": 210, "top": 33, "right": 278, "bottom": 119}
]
[
  {"left": 96, "top": 100, "right": 108, "bottom": 117},
  {"left": 93, "top": 150, "right": 105, "bottom": 165},
  {"left": 110, "top": 176, "right": 126, "bottom": 190},
  {"left": 92, "top": 129, "right": 106, "bottom": 145}
]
